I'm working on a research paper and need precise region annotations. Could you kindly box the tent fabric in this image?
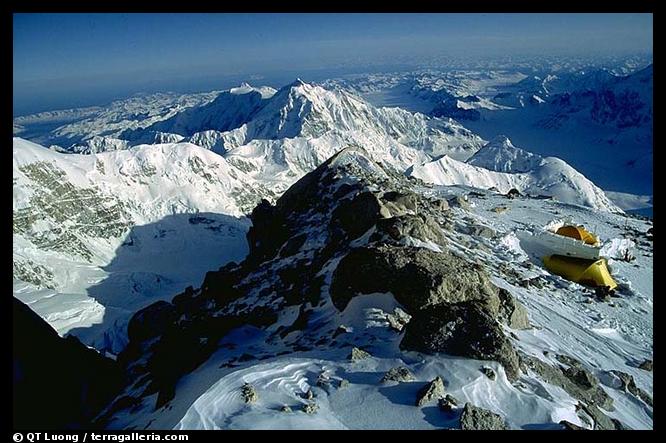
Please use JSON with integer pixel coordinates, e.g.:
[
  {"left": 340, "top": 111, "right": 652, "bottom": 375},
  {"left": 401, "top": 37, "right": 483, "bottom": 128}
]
[
  {"left": 555, "top": 225, "right": 599, "bottom": 246},
  {"left": 543, "top": 254, "right": 618, "bottom": 290}
]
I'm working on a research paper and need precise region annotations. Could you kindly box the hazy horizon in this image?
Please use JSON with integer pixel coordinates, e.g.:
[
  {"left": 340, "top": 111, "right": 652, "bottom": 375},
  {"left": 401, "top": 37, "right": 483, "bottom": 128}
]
[{"left": 13, "top": 13, "right": 653, "bottom": 116}]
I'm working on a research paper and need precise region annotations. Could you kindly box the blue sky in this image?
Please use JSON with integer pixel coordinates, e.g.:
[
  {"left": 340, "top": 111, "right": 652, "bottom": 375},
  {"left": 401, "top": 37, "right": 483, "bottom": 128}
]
[{"left": 13, "top": 13, "right": 653, "bottom": 115}]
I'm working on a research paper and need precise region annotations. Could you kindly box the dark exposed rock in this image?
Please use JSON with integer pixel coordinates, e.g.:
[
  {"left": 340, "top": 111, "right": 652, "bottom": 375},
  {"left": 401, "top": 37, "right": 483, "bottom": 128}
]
[
  {"left": 331, "top": 246, "right": 502, "bottom": 313},
  {"left": 428, "top": 197, "right": 450, "bottom": 212},
  {"left": 638, "top": 359, "right": 653, "bottom": 371},
  {"left": 331, "top": 191, "right": 385, "bottom": 240},
  {"left": 459, "top": 403, "right": 509, "bottom": 430},
  {"left": 279, "top": 233, "right": 308, "bottom": 257},
  {"left": 380, "top": 190, "right": 419, "bottom": 212},
  {"left": 506, "top": 188, "right": 522, "bottom": 199},
  {"left": 497, "top": 288, "right": 531, "bottom": 329},
  {"left": 578, "top": 403, "right": 625, "bottom": 430},
  {"left": 481, "top": 366, "right": 497, "bottom": 381},
  {"left": 241, "top": 383, "right": 258, "bottom": 404},
  {"left": 373, "top": 214, "right": 445, "bottom": 246},
  {"left": 317, "top": 372, "right": 332, "bottom": 388},
  {"left": 127, "top": 301, "right": 178, "bottom": 343},
  {"left": 608, "top": 370, "right": 653, "bottom": 407},
  {"left": 386, "top": 307, "right": 412, "bottom": 332},
  {"left": 303, "top": 402, "right": 319, "bottom": 414},
  {"left": 403, "top": 303, "right": 521, "bottom": 380},
  {"left": 13, "top": 298, "right": 125, "bottom": 430},
  {"left": 438, "top": 394, "right": 459, "bottom": 412},
  {"left": 560, "top": 420, "right": 587, "bottom": 430},
  {"left": 331, "top": 243, "right": 526, "bottom": 380},
  {"left": 415, "top": 376, "right": 446, "bottom": 406},
  {"left": 333, "top": 324, "right": 352, "bottom": 337},
  {"left": 381, "top": 366, "right": 415, "bottom": 383},
  {"left": 447, "top": 195, "right": 471, "bottom": 210},
  {"left": 280, "top": 405, "right": 292, "bottom": 413},
  {"left": 279, "top": 306, "right": 311, "bottom": 338},
  {"left": 458, "top": 223, "right": 496, "bottom": 239}
]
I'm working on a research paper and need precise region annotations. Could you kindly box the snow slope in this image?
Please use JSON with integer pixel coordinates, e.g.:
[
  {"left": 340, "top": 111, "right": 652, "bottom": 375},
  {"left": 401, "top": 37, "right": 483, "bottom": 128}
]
[{"left": 409, "top": 137, "right": 622, "bottom": 213}]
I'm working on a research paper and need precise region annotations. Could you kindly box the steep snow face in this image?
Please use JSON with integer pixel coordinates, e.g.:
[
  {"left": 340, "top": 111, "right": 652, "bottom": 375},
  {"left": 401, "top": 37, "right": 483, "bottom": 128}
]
[
  {"left": 124, "top": 85, "right": 277, "bottom": 141},
  {"left": 12, "top": 137, "right": 275, "bottom": 351},
  {"left": 467, "top": 136, "right": 543, "bottom": 173},
  {"left": 409, "top": 138, "right": 622, "bottom": 213}
]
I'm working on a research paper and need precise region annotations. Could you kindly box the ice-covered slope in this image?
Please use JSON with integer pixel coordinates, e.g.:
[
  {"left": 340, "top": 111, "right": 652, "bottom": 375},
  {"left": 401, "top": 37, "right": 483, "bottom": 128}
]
[
  {"left": 13, "top": 137, "right": 275, "bottom": 352},
  {"left": 409, "top": 137, "right": 622, "bottom": 213}
]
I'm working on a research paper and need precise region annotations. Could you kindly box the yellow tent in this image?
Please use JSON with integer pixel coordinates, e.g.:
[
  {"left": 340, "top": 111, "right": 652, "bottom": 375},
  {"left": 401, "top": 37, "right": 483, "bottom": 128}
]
[
  {"left": 555, "top": 225, "right": 599, "bottom": 246},
  {"left": 543, "top": 255, "right": 617, "bottom": 290}
]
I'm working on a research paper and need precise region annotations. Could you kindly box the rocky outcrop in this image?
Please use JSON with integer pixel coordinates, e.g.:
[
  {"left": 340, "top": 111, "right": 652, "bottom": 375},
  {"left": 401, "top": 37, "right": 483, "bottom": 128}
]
[
  {"left": 303, "top": 402, "right": 319, "bottom": 414},
  {"left": 438, "top": 394, "right": 459, "bottom": 412},
  {"left": 520, "top": 353, "right": 615, "bottom": 415},
  {"left": 481, "top": 366, "right": 497, "bottom": 381},
  {"left": 638, "top": 359, "right": 653, "bottom": 371},
  {"left": 110, "top": 147, "right": 529, "bottom": 417},
  {"left": 381, "top": 366, "right": 416, "bottom": 383},
  {"left": 385, "top": 307, "right": 412, "bottom": 332},
  {"left": 403, "top": 303, "right": 521, "bottom": 380},
  {"left": 606, "top": 370, "right": 653, "bottom": 407},
  {"left": 349, "top": 347, "right": 372, "bottom": 362},
  {"left": 415, "top": 376, "right": 446, "bottom": 406},
  {"left": 373, "top": 213, "right": 446, "bottom": 246},
  {"left": 241, "top": 383, "right": 259, "bottom": 404},
  {"left": 560, "top": 420, "right": 587, "bottom": 430},
  {"left": 459, "top": 403, "right": 509, "bottom": 430}
]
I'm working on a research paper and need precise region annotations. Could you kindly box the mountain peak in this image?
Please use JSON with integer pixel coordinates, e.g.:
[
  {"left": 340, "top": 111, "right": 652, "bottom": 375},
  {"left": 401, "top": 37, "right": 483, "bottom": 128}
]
[{"left": 487, "top": 134, "right": 515, "bottom": 148}]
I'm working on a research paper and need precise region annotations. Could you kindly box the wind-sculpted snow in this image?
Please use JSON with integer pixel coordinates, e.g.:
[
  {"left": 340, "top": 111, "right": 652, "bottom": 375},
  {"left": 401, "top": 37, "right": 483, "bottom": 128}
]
[{"left": 175, "top": 359, "right": 348, "bottom": 430}]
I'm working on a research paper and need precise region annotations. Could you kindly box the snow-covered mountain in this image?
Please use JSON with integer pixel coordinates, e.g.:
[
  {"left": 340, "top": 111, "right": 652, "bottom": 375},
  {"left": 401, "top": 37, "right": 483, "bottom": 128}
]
[
  {"left": 14, "top": 91, "right": 221, "bottom": 149},
  {"left": 13, "top": 78, "right": 630, "bottom": 354},
  {"left": 13, "top": 137, "right": 274, "bottom": 352},
  {"left": 13, "top": 69, "right": 652, "bottom": 430},
  {"left": 543, "top": 64, "right": 653, "bottom": 130},
  {"left": 464, "top": 67, "right": 653, "bottom": 198},
  {"left": 409, "top": 136, "right": 622, "bottom": 213},
  {"left": 90, "top": 147, "right": 652, "bottom": 430},
  {"left": 324, "top": 66, "right": 653, "bottom": 199}
]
